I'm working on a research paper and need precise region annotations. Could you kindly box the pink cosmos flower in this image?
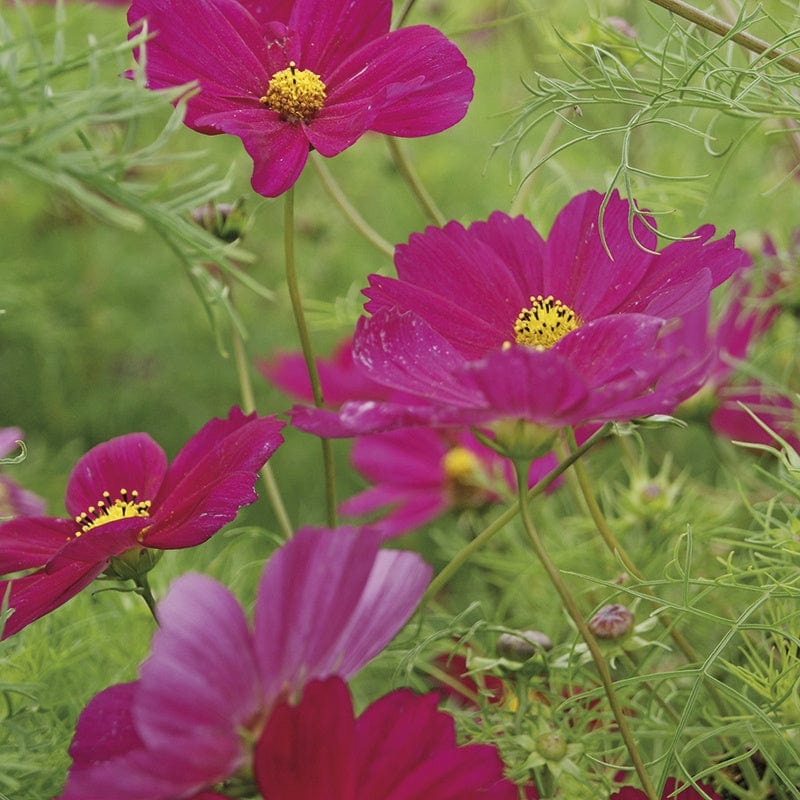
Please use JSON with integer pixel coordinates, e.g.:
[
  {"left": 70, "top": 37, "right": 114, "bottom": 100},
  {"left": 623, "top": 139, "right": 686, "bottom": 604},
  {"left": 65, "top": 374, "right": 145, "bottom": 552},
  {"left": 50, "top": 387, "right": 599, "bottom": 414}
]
[
  {"left": 0, "top": 427, "right": 46, "bottom": 520},
  {"left": 291, "top": 191, "right": 747, "bottom": 438},
  {"left": 254, "top": 676, "right": 517, "bottom": 800},
  {"left": 342, "top": 427, "right": 558, "bottom": 538},
  {"left": 0, "top": 407, "right": 283, "bottom": 639},
  {"left": 699, "top": 256, "right": 798, "bottom": 447},
  {"left": 611, "top": 777, "right": 721, "bottom": 799},
  {"left": 57, "top": 526, "right": 433, "bottom": 799},
  {"left": 128, "top": 0, "right": 474, "bottom": 197}
]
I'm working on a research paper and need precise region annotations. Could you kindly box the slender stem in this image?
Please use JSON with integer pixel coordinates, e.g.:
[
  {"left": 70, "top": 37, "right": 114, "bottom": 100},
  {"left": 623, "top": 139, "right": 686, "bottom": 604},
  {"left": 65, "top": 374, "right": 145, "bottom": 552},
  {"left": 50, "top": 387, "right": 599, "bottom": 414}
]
[
  {"left": 134, "top": 573, "right": 159, "bottom": 624},
  {"left": 392, "top": 0, "right": 418, "bottom": 30},
  {"left": 231, "top": 318, "right": 294, "bottom": 541},
  {"left": 514, "top": 461, "right": 657, "bottom": 800},
  {"left": 424, "top": 423, "right": 613, "bottom": 600},
  {"left": 417, "top": 661, "right": 483, "bottom": 706},
  {"left": 311, "top": 156, "right": 394, "bottom": 258},
  {"left": 283, "top": 187, "right": 338, "bottom": 528},
  {"left": 510, "top": 116, "right": 564, "bottom": 216},
  {"left": 386, "top": 137, "right": 447, "bottom": 226},
  {"left": 644, "top": 0, "right": 800, "bottom": 74}
]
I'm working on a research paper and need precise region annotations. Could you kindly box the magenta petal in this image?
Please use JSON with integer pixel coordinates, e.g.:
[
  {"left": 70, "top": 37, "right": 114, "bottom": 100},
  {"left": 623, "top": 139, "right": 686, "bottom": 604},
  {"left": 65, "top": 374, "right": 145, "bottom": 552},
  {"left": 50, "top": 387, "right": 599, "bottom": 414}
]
[
  {"left": 322, "top": 26, "right": 473, "bottom": 139},
  {"left": 64, "top": 433, "right": 167, "bottom": 520},
  {"left": 290, "top": 0, "right": 391, "bottom": 75},
  {"left": 128, "top": 0, "right": 271, "bottom": 126},
  {"left": 67, "top": 683, "right": 141, "bottom": 769},
  {"left": 353, "top": 311, "right": 484, "bottom": 407},
  {"left": 0, "top": 516, "right": 74, "bottom": 573},
  {"left": 254, "top": 677, "right": 356, "bottom": 800},
  {"left": 254, "top": 527, "right": 430, "bottom": 703},
  {"left": 0, "top": 427, "right": 23, "bottom": 459},
  {"left": 159, "top": 408, "right": 283, "bottom": 497},
  {"left": 134, "top": 574, "right": 261, "bottom": 789},
  {"left": 356, "top": 689, "right": 517, "bottom": 800},
  {"left": 543, "top": 190, "right": 657, "bottom": 319},
  {"left": 1, "top": 561, "right": 104, "bottom": 640},
  {"left": 459, "top": 348, "right": 588, "bottom": 425},
  {"left": 238, "top": 0, "right": 294, "bottom": 26},
  {"left": 197, "top": 108, "right": 313, "bottom": 197}
]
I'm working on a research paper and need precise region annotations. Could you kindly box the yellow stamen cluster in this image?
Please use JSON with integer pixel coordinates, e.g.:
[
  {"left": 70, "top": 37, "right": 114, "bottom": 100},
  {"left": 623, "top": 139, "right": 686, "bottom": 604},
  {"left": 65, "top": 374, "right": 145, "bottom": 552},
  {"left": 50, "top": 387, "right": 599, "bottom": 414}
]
[
  {"left": 260, "top": 61, "right": 326, "bottom": 123},
  {"left": 442, "top": 447, "right": 490, "bottom": 509},
  {"left": 73, "top": 488, "right": 151, "bottom": 537},
  {"left": 514, "top": 294, "right": 580, "bottom": 350}
]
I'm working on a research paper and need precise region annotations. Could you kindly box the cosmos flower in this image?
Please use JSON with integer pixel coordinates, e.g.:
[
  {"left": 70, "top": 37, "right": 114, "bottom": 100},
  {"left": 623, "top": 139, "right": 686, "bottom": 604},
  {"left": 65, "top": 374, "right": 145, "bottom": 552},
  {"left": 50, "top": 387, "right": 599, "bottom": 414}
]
[
  {"left": 291, "top": 190, "right": 747, "bottom": 439},
  {"left": 697, "top": 254, "right": 798, "bottom": 448},
  {"left": 611, "top": 777, "right": 720, "bottom": 799},
  {"left": 0, "top": 407, "right": 284, "bottom": 639},
  {"left": 128, "top": 0, "right": 474, "bottom": 197},
  {"left": 254, "top": 676, "right": 518, "bottom": 800},
  {"left": 57, "top": 526, "right": 433, "bottom": 799},
  {"left": 341, "top": 427, "right": 557, "bottom": 538},
  {"left": 261, "top": 339, "right": 558, "bottom": 535},
  {"left": 0, "top": 427, "right": 46, "bottom": 520}
]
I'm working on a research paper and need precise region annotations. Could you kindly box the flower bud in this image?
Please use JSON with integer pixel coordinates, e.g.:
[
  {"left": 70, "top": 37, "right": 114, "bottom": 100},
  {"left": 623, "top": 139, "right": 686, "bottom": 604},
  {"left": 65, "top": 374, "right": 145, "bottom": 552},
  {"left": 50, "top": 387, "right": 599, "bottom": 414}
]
[
  {"left": 496, "top": 630, "right": 553, "bottom": 660},
  {"left": 535, "top": 731, "right": 567, "bottom": 761},
  {"left": 191, "top": 201, "right": 246, "bottom": 242},
  {"left": 588, "top": 604, "right": 634, "bottom": 640}
]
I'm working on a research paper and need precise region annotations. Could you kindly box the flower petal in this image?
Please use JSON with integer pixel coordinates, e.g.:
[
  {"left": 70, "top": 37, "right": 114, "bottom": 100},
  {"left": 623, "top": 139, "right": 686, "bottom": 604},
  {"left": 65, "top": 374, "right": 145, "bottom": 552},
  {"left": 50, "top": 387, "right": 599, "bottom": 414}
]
[
  {"left": 64, "top": 433, "right": 167, "bottom": 520},
  {"left": 128, "top": 0, "right": 273, "bottom": 127},
  {"left": 254, "top": 677, "right": 357, "bottom": 800},
  {"left": 289, "top": 0, "right": 392, "bottom": 75},
  {"left": 1, "top": 562, "right": 104, "bottom": 640},
  {"left": 134, "top": 574, "right": 261, "bottom": 790},
  {"left": 254, "top": 527, "right": 430, "bottom": 704},
  {"left": 323, "top": 26, "right": 473, "bottom": 138},
  {"left": 144, "top": 410, "right": 284, "bottom": 548},
  {"left": 0, "top": 516, "right": 74, "bottom": 574}
]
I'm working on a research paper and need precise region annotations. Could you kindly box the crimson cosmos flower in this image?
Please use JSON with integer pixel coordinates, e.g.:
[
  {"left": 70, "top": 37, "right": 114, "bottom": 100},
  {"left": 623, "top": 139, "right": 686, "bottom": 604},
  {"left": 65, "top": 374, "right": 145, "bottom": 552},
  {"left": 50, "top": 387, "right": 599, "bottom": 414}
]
[
  {"left": 253, "top": 676, "right": 517, "bottom": 800},
  {"left": 57, "top": 526, "right": 435, "bottom": 799},
  {"left": 0, "top": 407, "right": 283, "bottom": 639},
  {"left": 128, "top": 0, "right": 474, "bottom": 197},
  {"left": 291, "top": 190, "right": 748, "bottom": 439}
]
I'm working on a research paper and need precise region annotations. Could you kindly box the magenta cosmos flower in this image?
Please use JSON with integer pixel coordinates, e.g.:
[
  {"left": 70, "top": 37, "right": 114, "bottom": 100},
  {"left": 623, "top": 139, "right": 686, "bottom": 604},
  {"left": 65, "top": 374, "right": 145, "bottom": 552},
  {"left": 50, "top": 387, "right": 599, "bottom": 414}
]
[
  {"left": 57, "top": 526, "right": 433, "bottom": 799},
  {"left": 697, "top": 256, "right": 798, "bottom": 448},
  {"left": 0, "top": 407, "right": 283, "bottom": 639},
  {"left": 611, "top": 777, "right": 720, "bottom": 799},
  {"left": 0, "top": 427, "right": 46, "bottom": 520},
  {"left": 254, "top": 676, "right": 517, "bottom": 800},
  {"left": 342, "top": 427, "right": 557, "bottom": 538},
  {"left": 128, "top": 0, "right": 474, "bottom": 197},
  {"left": 292, "top": 190, "right": 748, "bottom": 439}
]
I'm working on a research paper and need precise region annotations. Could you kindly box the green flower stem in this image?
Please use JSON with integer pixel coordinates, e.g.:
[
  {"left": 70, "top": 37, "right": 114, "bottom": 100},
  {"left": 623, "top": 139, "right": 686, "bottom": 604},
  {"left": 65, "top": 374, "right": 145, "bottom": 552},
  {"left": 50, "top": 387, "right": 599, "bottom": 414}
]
[
  {"left": 134, "top": 573, "right": 159, "bottom": 624},
  {"left": 514, "top": 461, "right": 658, "bottom": 800},
  {"left": 509, "top": 116, "right": 563, "bottom": 217},
  {"left": 565, "top": 428, "right": 702, "bottom": 665},
  {"left": 424, "top": 423, "right": 613, "bottom": 601},
  {"left": 416, "top": 661, "right": 482, "bottom": 706},
  {"left": 311, "top": 156, "right": 394, "bottom": 258},
  {"left": 392, "top": 0, "right": 418, "bottom": 29},
  {"left": 283, "top": 187, "right": 337, "bottom": 528},
  {"left": 231, "top": 316, "right": 294, "bottom": 541},
  {"left": 645, "top": 0, "right": 800, "bottom": 74},
  {"left": 386, "top": 137, "right": 446, "bottom": 226}
]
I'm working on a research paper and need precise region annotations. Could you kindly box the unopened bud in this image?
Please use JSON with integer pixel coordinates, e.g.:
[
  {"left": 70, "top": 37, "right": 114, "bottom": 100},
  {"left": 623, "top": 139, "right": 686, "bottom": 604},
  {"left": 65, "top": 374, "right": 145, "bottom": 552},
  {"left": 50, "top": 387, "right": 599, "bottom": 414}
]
[
  {"left": 588, "top": 604, "right": 634, "bottom": 640},
  {"left": 496, "top": 630, "right": 552, "bottom": 660},
  {"left": 191, "top": 201, "right": 246, "bottom": 242},
  {"left": 535, "top": 731, "right": 567, "bottom": 761}
]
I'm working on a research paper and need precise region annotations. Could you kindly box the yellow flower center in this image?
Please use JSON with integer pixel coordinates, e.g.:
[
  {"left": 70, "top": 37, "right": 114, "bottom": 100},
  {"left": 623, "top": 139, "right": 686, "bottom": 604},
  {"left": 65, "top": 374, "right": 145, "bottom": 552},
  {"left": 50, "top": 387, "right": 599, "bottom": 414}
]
[
  {"left": 514, "top": 294, "right": 580, "bottom": 350},
  {"left": 260, "top": 61, "right": 327, "bottom": 123},
  {"left": 442, "top": 447, "right": 491, "bottom": 509},
  {"left": 73, "top": 488, "right": 151, "bottom": 537}
]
